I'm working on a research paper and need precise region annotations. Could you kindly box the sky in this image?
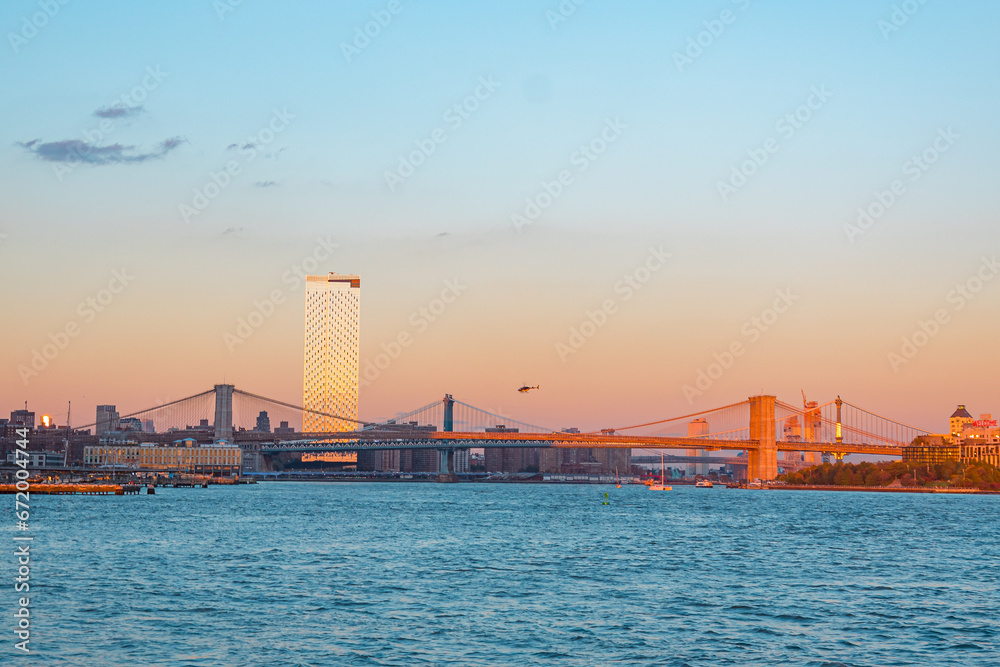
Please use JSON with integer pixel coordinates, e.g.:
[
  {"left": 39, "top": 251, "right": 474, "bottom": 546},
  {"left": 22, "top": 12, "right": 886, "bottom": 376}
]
[{"left": 1, "top": 0, "right": 998, "bottom": 435}]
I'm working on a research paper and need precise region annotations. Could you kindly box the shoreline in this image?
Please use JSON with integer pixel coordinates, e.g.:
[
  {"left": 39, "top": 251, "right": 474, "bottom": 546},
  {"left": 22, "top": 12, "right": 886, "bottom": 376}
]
[{"left": 766, "top": 484, "right": 999, "bottom": 495}]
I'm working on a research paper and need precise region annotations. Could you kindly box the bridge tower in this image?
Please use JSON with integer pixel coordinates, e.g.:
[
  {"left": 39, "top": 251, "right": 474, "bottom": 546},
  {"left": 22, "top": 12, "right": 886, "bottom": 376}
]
[
  {"left": 214, "top": 384, "right": 234, "bottom": 443},
  {"left": 748, "top": 395, "right": 777, "bottom": 481},
  {"left": 437, "top": 393, "right": 459, "bottom": 482},
  {"left": 443, "top": 394, "right": 454, "bottom": 432}
]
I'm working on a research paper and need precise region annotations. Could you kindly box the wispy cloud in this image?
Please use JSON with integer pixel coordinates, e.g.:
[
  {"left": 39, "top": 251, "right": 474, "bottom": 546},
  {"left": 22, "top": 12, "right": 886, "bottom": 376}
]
[
  {"left": 94, "top": 103, "right": 144, "bottom": 119},
  {"left": 18, "top": 136, "right": 186, "bottom": 165},
  {"left": 253, "top": 180, "right": 278, "bottom": 188}
]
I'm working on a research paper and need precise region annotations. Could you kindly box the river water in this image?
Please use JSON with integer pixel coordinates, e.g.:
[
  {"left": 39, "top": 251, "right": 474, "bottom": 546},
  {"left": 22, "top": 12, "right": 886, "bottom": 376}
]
[{"left": 2, "top": 482, "right": 998, "bottom": 666}]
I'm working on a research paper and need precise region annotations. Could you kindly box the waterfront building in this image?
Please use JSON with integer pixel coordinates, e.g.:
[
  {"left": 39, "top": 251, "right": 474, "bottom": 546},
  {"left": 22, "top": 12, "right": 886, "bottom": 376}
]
[
  {"left": 274, "top": 420, "right": 295, "bottom": 435},
  {"left": 961, "top": 441, "right": 1000, "bottom": 466},
  {"left": 84, "top": 444, "right": 141, "bottom": 467},
  {"left": 304, "top": 273, "right": 361, "bottom": 432},
  {"left": 901, "top": 435, "right": 959, "bottom": 464},
  {"left": 95, "top": 405, "right": 120, "bottom": 438},
  {"left": 959, "top": 413, "right": 999, "bottom": 466},
  {"left": 5, "top": 451, "right": 65, "bottom": 468},
  {"left": 950, "top": 405, "right": 974, "bottom": 438},
  {"left": 83, "top": 440, "right": 241, "bottom": 476}
]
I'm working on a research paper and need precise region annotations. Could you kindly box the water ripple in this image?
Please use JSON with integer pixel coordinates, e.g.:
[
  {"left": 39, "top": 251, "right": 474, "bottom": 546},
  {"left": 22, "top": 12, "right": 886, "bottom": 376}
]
[{"left": 2, "top": 484, "right": 998, "bottom": 665}]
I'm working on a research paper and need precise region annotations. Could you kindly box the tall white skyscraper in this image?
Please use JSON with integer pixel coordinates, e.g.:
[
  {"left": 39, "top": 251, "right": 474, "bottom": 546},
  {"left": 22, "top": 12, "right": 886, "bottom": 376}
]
[{"left": 303, "top": 273, "right": 360, "bottom": 432}]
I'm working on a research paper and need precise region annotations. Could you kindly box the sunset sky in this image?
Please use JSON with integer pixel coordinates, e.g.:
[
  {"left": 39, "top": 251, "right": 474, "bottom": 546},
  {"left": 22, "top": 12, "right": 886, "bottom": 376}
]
[{"left": 2, "top": 0, "right": 998, "bottom": 434}]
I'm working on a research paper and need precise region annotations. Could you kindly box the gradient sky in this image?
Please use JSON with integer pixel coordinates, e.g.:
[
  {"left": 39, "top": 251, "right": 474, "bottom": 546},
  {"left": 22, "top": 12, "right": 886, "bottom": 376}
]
[{"left": 1, "top": 0, "right": 998, "bottom": 434}]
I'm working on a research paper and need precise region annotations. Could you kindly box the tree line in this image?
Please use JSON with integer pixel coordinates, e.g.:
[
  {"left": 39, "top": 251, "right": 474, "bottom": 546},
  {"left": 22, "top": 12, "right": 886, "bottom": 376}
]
[{"left": 779, "top": 460, "right": 1000, "bottom": 491}]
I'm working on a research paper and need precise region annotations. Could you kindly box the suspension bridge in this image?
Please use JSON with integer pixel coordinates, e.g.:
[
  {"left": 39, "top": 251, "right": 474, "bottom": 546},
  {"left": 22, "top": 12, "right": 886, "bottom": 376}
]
[{"left": 70, "top": 385, "right": 929, "bottom": 480}]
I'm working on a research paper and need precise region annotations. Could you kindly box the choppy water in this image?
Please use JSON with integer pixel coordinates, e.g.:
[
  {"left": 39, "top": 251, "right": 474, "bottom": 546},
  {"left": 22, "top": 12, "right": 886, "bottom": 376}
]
[{"left": 2, "top": 482, "right": 998, "bottom": 666}]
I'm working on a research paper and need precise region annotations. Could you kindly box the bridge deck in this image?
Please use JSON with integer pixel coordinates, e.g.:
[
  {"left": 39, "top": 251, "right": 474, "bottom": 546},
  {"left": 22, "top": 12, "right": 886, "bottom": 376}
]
[{"left": 256, "top": 430, "right": 901, "bottom": 457}]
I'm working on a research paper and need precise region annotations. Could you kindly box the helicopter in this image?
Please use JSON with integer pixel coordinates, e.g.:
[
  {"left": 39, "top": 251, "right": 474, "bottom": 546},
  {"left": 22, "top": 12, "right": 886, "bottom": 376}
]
[{"left": 517, "top": 385, "right": 540, "bottom": 393}]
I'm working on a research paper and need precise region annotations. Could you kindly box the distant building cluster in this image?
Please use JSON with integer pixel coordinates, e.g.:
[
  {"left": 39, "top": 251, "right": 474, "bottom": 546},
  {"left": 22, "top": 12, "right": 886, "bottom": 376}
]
[
  {"left": 355, "top": 422, "right": 470, "bottom": 474},
  {"left": 482, "top": 427, "right": 630, "bottom": 476},
  {"left": 903, "top": 405, "right": 999, "bottom": 466}
]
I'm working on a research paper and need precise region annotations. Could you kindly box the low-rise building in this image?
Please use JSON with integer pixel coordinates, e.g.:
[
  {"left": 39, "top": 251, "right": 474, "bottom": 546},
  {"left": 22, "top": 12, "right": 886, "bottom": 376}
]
[
  {"left": 901, "top": 435, "right": 959, "bottom": 464},
  {"left": 84, "top": 439, "right": 241, "bottom": 476},
  {"left": 5, "top": 451, "right": 65, "bottom": 468},
  {"left": 959, "top": 413, "right": 999, "bottom": 466}
]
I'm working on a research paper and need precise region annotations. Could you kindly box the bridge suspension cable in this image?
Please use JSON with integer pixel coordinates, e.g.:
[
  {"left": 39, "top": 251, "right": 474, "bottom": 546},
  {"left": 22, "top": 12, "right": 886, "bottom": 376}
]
[
  {"left": 233, "top": 389, "right": 371, "bottom": 428},
  {"left": 840, "top": 400, "right": 930, "bottom": 434},
  {"left": 451, "top": 399, "right": 556, "bottom": 433},
  {"left": 597, "top": 400, "right": 751, "bottom": 435},
  {"left": 74, "top": 389, "right": 216, "bottom": 430}
]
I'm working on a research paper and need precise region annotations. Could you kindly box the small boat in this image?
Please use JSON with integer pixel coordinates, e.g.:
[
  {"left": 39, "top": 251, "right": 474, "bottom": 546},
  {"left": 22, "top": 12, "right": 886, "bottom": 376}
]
[
  {"left": 648, "top": 452, "right": 671, "bottom": 491},
  {"left": 695, "top": 479, "right": 714, "bottom": 488}
]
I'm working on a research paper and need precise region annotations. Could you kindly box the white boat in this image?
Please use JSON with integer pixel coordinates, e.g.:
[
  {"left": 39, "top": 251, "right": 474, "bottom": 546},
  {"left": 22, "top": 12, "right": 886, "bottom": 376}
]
[
  {"left": 695, "top": 479, "right": 714, "bottom": 488},
  {"left": 648, "top": 452, "right": 671, "bottom": 491}
]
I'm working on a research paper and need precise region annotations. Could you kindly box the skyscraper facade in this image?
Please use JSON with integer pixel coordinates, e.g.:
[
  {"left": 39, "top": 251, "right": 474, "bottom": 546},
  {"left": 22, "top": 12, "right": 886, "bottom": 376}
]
[
  {"left": 304, "top": 273, "right": 361, "bottom": 432},
  {"left": 95, "top": 405, "right": 119, "bottom": 438}
]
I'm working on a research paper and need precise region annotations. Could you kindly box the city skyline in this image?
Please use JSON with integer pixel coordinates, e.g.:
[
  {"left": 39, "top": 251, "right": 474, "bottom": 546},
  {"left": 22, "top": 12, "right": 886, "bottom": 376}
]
[{"left": 2, "top": 0, "right": 998, "bottom": 434}]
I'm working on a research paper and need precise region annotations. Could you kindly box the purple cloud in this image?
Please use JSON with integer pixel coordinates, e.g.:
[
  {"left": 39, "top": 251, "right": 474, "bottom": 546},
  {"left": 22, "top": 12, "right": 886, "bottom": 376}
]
[
  {"left": 94, "top": 104, "right": 144, "bottom": 119},
  {"left": 17, "top": 136, "right": 186, "bottom": 165}
]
